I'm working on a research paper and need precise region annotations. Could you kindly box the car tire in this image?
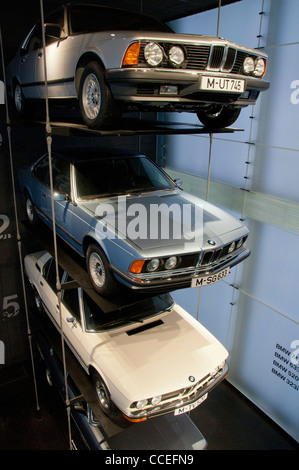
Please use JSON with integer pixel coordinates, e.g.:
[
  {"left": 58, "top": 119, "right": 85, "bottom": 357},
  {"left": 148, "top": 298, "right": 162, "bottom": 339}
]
[
  {"left": 79, "top": 61, "right": 122, "bottom": 129},
  {"left": 92, "top": 371, "right": 119, "bottom": 417},
  {"left": 86, "top": 243, "right": 118, "bottom": 297},
  {"left": 25, "top": 194, "right": 38, "bottom": 226},
  {"left": 197, "top": 106, "right": 241, "bottom": 129}
]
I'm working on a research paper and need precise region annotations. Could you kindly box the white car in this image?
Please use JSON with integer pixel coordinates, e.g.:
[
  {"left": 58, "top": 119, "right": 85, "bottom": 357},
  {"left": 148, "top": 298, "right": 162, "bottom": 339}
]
[{"left": 25, "top": 250, "right": 229, "bottom": 422}]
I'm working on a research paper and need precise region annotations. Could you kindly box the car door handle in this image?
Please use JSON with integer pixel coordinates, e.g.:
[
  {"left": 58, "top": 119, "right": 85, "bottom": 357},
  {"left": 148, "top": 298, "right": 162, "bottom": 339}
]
[{"left": 38, "top": 51, "right": 43, "bottom": 58}]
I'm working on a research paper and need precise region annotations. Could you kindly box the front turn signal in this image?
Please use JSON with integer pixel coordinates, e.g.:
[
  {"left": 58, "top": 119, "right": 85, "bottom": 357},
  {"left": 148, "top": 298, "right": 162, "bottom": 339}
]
[
  {"left": 122, "top": 42, "right": 141, "bottom": 66},
  {"left": 129, "top": 259, "right": 145, "bottom": 274}
]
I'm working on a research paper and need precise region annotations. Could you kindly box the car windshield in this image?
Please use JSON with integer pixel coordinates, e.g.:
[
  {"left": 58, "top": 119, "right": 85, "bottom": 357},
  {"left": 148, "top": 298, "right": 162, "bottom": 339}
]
[
  {"left": 82, "top": 292, "right": 174, "bottom": 332},
  {"left": 69, "top": 5, "right": 172, "bottom": 34},
  {"left": 75, "top": 156, "right": 176, "bottom": 200}
]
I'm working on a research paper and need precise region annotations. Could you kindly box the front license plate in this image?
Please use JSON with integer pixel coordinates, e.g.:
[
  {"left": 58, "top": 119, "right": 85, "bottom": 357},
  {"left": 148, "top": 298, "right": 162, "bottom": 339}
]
[
  {"left": 174, "top": 394, "right": 208, "bottom": 416},
  {"left": 201, "top": 76, "right": 245, "bottom": 93},
  {"left": 191, "top": 267, "right": 230, "bottom": 288}
]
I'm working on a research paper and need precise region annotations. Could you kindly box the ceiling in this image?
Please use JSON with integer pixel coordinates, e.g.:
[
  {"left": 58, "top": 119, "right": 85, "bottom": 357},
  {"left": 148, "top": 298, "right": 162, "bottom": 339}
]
[{"left": 0, "top": 0, "right": 240, "bottom": 65}]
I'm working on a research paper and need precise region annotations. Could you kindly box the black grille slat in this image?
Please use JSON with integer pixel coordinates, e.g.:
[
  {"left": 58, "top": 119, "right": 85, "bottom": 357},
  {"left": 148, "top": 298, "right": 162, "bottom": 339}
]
[
  {"left": 185, "top": 45, "right": 210, "bottom": 70},
  {"left": 231, "top": 51, "right": 247, "bottom": 74},
  {"left": 223, "top": 47, "right": 236, "bottom": 71},
  {"left": 209, "top": 45, "right": 225, "bottom": 69},
  {"left": 200, "top": 238, "right": 244, "bottom": 267}
]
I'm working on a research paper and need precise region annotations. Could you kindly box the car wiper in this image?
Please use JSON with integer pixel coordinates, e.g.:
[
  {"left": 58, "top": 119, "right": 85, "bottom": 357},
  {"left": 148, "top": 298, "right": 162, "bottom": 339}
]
[
  {"left": 126, "top": 187, "right": 175, "bottom": 195},
  {"left": 101, "top": 318, "right": 144, "bottom": 330},
  {"left": 81, "top": 192, "right": 122, "bottom": 200}
]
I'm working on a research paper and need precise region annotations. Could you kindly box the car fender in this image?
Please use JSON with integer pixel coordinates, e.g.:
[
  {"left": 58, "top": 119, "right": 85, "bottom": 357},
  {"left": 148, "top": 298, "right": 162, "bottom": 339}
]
[{"left": 74, "top": 48, "right": 108, "bottom": 95}]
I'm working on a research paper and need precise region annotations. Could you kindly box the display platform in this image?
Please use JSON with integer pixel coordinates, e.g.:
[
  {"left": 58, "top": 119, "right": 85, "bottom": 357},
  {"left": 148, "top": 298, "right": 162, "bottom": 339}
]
[
  {"left": 21, "top": 220, "right": 159, "bottom": 314},
  {"left": 10, "top": 114, "right": 243, "bottom": 138}
]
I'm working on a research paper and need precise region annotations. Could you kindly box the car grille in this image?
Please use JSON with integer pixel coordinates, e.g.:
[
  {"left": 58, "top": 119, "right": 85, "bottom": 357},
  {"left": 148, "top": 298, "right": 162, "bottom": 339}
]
[
  {"left": 139, "top": 42, "right": 260, "bottom": 75},
  {"left": 199, "top": 236, "right": 248, "bottom": 267}
]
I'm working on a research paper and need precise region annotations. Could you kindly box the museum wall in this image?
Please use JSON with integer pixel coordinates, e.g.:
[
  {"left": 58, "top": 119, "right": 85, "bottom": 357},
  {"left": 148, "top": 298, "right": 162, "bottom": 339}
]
[{"left": 158, "top": 0, "right": 299, "bottom": 441}]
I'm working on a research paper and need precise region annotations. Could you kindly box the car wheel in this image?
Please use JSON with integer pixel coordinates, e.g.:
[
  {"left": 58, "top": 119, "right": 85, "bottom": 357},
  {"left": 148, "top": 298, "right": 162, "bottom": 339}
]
[
  {"left": 197, "top": 106, "right": 241, "bottom": 129},
  {"left": 79, "top": 61, "right": 122, "bottom": 129},
  {"left": 25, "top": 194, "right": 38, "bottom": 225},
  {"left": 86, "top": 243, "right": 118, "bottom": 297},
  {"left": 92, "top": 371, "right": 119, "bottom": 417}
]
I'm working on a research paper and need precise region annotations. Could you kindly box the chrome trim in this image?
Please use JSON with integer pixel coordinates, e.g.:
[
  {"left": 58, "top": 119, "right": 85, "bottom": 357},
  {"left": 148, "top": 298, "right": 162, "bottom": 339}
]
[{"left": 125, "top": 364, "right": 228, "bottom": 419}]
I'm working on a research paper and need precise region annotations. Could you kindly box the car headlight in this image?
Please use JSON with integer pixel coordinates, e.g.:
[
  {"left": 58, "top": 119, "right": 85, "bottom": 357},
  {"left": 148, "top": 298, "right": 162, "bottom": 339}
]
[
  {"left": 151, "top": 395, "right": 162, "bottom": 406},
  {"left": 136, "top": 399, "right": 148, "bottom": 409},
  {"left": 144, "top": 42, "right": 163, "bottom": 66},
  {"left": 228, "top": 242, "right": 236, "bottom": 253},
  {"left": 164, "top": 256, "right": 178, "bottom": 270},
  {"left": 146, "top": 258, "right": 160, "bottom": 272},
  {"left": 169, "top": 46, "right": 184, "bottom": 66},
  {"left": 253, "top": 58, "right": 265, "bottom": 77},
  {"left": 243, "top": 56, "right": 255, "bottom": 74}
]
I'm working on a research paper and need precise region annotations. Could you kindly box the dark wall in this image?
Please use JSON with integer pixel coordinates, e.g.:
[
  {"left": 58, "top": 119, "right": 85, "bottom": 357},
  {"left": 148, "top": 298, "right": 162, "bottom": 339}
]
[{"left": 0, "top": 1, "right": 157, "bottom": 365}]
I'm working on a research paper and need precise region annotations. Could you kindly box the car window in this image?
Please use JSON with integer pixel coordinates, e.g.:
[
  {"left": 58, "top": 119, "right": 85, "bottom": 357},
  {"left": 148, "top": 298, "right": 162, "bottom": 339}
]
[
  {"left": 52, "top": 157, "right": 71, "bottom": 195},
  {"left": 82, "top": 291, "right": 173, "bottom": 332},
  {"left": 24, "top": 24, "right": 42, "bottom": 54},
  {"left": 32, "top": 156, "right": 50, "bottom": 186},
  {"left": 62, "top": 275, "right": 81, "bottom": 323},
  {"left": 43, "top": 258, "right": 64, "bottom": 291},
  {"left": 75, "top": 156, "right": 175, "bottom": 199},
  {"left": 45, "top": 8, "right": 65, "bottom": 29},
  {"left": 69, "top": 5, "right": 172, "bottom": 34},
  {"left": 32, "top": 155, "right": 70, "bottom": 194}
]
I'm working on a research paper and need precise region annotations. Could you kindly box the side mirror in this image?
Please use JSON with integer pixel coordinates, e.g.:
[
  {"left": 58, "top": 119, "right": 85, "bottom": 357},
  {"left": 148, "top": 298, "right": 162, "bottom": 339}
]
[
  {"left": 174, "top": 178, "right": 183, "bottom": 188},
  {"left": 53, "top": 192, "right": 70, "bottom": 202},
  {"left": 45, "top": 23, "right": 62, "bottom": 41}
]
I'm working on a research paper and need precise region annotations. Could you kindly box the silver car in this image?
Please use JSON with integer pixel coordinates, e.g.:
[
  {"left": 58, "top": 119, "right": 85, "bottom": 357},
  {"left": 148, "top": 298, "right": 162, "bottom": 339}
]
[{"left": 6, "top": 3, "right": 269, "bottom": 129}]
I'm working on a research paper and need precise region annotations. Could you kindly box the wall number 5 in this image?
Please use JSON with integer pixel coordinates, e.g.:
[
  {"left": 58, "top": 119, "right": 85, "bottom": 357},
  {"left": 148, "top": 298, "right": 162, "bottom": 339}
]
[{"left": 2, "top": 294, "right": 20, "bottom": 318}]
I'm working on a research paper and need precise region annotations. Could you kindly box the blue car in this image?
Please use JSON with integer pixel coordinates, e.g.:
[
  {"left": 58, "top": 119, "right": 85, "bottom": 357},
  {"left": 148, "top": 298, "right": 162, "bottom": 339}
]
[{"left": 19, "top": 147, "right": 250, "bottom": 296}]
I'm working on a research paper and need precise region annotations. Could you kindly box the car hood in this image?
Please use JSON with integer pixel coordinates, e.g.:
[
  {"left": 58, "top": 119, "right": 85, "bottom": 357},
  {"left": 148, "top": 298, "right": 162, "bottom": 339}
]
[
  {"left": 91, "top": 305, "right": 228, "bottom": 403},
  {"left": 81, "top": 190, "right": 246, "bottom": 251}
]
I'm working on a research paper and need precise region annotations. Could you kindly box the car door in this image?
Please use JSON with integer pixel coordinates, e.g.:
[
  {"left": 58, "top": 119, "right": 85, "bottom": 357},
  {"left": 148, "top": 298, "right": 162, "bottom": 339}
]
[
  {"left": 38, "top": 155, "right": 74, "bottom": 241},
  {"left": 35, "top": 7, "right": 69, "bottom": 99},
  {"left": 61, "top": 277, "right": 87, "bottom": 368},
  {"left": 39, "top": 257, "right": 64, "bottom": 326},
  {"left": 18, "top": 24, "right": 42, "bottom": 99}
]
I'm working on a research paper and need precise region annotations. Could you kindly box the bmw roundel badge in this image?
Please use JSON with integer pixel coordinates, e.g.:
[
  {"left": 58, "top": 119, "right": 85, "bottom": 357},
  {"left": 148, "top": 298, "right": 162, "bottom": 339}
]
[
  {"left": 208, "top": 239, "right": 216, "bottom": 245},
  {"left": 189, "top": 376, "right": 195, "bottom": 383}
]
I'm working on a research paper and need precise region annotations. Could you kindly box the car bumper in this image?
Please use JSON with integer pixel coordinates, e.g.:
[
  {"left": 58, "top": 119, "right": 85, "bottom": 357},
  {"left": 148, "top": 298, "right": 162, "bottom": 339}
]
[
  {"left": 111, "top": 247, "right": 250, "bottom": 292},
  {"left": 123, "top": 363, "right": 228, "bottom": 421},
  {"left": 107, "top": 68, "right": 269, "bottom": 107}
]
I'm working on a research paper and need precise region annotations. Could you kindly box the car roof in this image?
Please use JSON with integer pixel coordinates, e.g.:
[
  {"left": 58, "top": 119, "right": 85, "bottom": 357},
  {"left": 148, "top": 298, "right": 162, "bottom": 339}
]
[{"left": 53, "top": 147, "right": 142, "bottom": 164}]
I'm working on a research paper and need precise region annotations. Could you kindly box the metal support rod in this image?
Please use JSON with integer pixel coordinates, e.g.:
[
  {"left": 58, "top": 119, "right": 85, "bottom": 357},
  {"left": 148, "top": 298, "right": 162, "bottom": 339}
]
[
  {"left": 206, "top": 133, "right": 213, "bottom": 202},
  {"left": 217, "top": 0, "right": 222, "bottom": 37},
  {"left": 197, "top": 132, "right": 214, "bottom": 320},
  {"left": 40, "top": 0, "right": 73, "bottom": 450}
]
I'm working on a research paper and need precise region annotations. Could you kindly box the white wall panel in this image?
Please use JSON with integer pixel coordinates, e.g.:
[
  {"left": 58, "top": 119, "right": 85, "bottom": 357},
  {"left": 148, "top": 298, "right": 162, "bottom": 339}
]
[
  {"left": 252, "top": 145, "right": 299, "bottom": 203},
  {"left": 228, "top": 292, "right": 299, "bottom": 441},
  {"left": 240, "top": 221, "right": 299, "bottom": 324}
]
